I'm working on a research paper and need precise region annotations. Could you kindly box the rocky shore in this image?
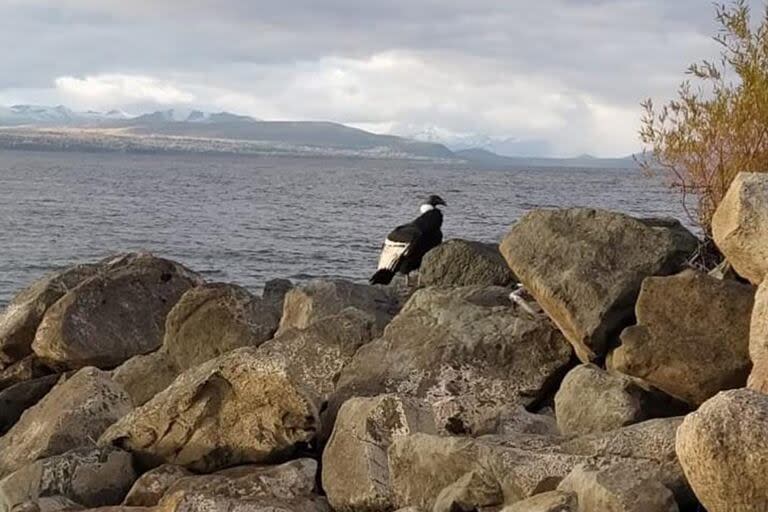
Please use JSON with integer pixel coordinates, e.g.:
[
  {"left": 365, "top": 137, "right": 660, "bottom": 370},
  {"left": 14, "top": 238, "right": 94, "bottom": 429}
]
[{"left": 0, "top": 172, "right": 766, "bottom": 512}]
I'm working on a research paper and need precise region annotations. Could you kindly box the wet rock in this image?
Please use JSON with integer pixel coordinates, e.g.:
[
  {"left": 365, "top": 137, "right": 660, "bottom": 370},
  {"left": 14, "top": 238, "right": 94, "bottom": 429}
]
[
  {"left": 111, "top": 351, "right": 177, "bottom": 408},
  {"left": 123, "top": 465, "right": 192, "bottom": 507},
  {"left": 163, "top": 283, "right": 280, "bottom": 371},
  {"left": 0, "top": 367, "right": 131, "bottom": 477},
  {"left": 500, "top": 491, "right": 577, "bottom": 512},
  {"left": 557, "top": 462, "right": 678, "bottom": 512},
  {"left": 0, "top": 263, "right": 100, "bottom": 366},
  {"left": 500, "top": 208, "right": 697, "bottom": 362},
  {"left": 609, "top": 270, "right": 754, "bottom": 406},
  {"left": 0, "top": 374, "right": 60, "bottom": 434},
  {"left": 676, "top": 389, "right": 768, "bottom": 512},
  {"left": 712, "top": 172, "right": 768, "bottom": 284},
  {"left": 99, "top": 348, "right": 317, "bottom": 473},
  {"left": 333, "top": 286, "right": 572, "bottom": 436},
  {"left": 419, "top": 239, "right": 516, "bottom": 288},
  {"left": 277, "top": 279, "right": 400, "bottom": 338},
  {"left": 32, "top": 253, "right": 201, "bottom": 370},
  {"left": 322, "top": 395, "right": 436, "bottom": 512},
  {"left": 0, "top": 447, "right": 135, "bottom": 511},
  {"left": 554, "top": 364, "right": 688, "bottom": 436}
]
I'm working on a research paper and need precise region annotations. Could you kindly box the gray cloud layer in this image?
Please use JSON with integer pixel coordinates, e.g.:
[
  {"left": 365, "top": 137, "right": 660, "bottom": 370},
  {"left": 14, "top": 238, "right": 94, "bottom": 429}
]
[{"left": 1, "top": 0, "right": 763, "bottom": 156}]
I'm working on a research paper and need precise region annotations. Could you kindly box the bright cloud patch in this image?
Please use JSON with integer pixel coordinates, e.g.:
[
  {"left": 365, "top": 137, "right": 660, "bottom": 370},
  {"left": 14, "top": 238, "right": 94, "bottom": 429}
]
[{"left": 55, "top": 75, "right": 195, "bottom": 109}]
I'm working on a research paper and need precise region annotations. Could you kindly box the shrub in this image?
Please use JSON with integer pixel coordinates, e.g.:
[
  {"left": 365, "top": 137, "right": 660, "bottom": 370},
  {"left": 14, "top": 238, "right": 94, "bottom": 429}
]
[{"left": 640, "top": 0, "right": 768, "bottom": 237}]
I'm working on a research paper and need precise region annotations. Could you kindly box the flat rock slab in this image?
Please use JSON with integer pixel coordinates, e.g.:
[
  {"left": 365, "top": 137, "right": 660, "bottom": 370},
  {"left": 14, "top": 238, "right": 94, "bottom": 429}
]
[{"left": 500, "top": 208, "right": 697, "bottom": 362}]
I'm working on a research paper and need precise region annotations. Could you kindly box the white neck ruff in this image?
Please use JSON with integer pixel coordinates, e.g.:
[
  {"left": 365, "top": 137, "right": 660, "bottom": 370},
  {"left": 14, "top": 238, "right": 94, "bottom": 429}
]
[{"left": 420, "top": 204, "right": 435, "bottom": 213}]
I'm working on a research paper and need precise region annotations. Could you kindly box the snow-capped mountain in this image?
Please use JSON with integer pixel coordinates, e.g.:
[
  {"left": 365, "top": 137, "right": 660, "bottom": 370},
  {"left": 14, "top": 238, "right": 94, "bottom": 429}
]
[
  {"left": 0, "top": 105, "right": 135, "bottom": 125},
  {"left": 394, "top": 124, "right": 554, "bottom": 157}
]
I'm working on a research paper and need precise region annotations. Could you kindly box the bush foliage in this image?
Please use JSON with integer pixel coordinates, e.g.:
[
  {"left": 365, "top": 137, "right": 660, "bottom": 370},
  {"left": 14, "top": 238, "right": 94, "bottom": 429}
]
[{"left": 640, "top": 0, "right": 768, "bottom": 235}]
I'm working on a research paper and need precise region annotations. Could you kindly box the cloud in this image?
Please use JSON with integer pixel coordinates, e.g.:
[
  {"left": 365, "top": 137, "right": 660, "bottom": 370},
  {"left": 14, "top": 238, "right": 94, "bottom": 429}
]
[
  {"left": 1, "top": 0, "right": 765, "bottom": 156},
  {"left": 54, "top": 75, "right": 195, "bottom": 108}
]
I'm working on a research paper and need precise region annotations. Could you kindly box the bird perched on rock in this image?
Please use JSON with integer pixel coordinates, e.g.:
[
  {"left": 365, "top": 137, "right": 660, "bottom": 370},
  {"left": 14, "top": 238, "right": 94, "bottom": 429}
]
[{"left": 369, "top": 194, "right": 446, "bottom": 285}]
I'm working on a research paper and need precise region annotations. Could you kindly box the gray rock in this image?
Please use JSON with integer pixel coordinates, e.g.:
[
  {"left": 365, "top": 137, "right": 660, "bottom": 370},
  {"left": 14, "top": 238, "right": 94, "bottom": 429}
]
[
  {"left": 554, "top": 364, "right": 688, "bottom": 436},
  {"left": 32, "top": 253, "right": 202, "bottom": 370},
  {"left": 100, "top": 348, "right": 317, "bottom": 473},
  {"left": 0, "top": 367, "right": 131, "bottom": 477},
  {"left": 0, "top": 264, "right": 100, "bottom": 366},
  {"left": 332, "top": 286, "right": 572, "bottom": 436},
  {"left": 712, "top": 172, "right": 768, "bottom": 284},
  {"left": 0, "top": 374, "right": 60, "bottom": 434},
  {"left": 676, "top": 389, "right": 768, "bottom": 512},
  {"left": 419, "top": 239, "right": 516, "bottom": 288},
  {"left": 609, "top": 270, "right": 754, "bottom": 406},
  {"left": 163, "top": 283, "right": 280, "bottom": 371},
  {"left": 277, "top": 279, "right": 400, "bottom": 338},
  {"left": 0, "top": 447, "right": 135, "bottom": 511},
  {"left": 10, "top": 496, "right": 83, "bottom": 512},
  {"left": 322, "top": 395, "right": 436, "bottom": 512},
  {"left": 500, "top": 208, "right": 697, "bottom": 362}
]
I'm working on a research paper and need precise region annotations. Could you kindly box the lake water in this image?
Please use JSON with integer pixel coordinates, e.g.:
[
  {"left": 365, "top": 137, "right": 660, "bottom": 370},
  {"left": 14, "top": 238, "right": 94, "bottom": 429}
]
[{"left": 0, "top": 149, "right": 689, "bottom": 307}]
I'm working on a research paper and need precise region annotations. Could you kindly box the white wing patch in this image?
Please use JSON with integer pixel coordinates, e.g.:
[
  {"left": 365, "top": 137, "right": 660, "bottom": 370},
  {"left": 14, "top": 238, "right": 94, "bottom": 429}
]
[{"left": 377, "top": 238, "right": 410, "bottom": 271}]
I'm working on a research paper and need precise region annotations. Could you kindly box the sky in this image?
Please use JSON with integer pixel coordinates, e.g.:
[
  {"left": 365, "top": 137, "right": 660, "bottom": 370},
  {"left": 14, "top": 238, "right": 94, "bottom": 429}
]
[{"left": 0, "top": 0, "right": 764, "bottom": 157}]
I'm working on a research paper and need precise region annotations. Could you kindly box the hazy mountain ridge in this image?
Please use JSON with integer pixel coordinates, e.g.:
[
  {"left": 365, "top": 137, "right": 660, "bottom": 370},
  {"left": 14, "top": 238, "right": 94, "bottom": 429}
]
[{"left": 0, "top": 104, "right": 640, "bottom": 167}]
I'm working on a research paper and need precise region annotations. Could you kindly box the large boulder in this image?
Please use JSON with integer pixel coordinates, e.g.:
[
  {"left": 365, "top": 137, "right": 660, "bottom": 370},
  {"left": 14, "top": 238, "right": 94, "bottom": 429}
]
[
  {"left": 123, "top": 465, "right": 192, "bottom": 507},
  {"left": 609, "top": 270, "right": 754, "bottom": 406},
  {"left": 500, "top": 209, "right": 697, "bottom": 362},
  {"left": 419, "top": 239, "right": 516, "bottom": 288},
  {"left": 332, "top": 286, "right": 573, "bottom": 436},
  {"left": 712, "top": 172, "right": 768, "bottom": 284},
  {"left": 111, "top": 351, "right": 178, "bottom": 407},
  {"left": 387, "top": 417, "right": 688, "bottom": 511},
  {"left": 748, "top": 278, "right": 768, "bottom": 392},
  {"left": 676, "top": 389, "right": 768, "bottom": 512},
  {"left": 156, "top": 494, "right": 330, "bottom": 512},
  {"left": 257, "top": 308, "right": 379, "bottom": 406},
  {"left": 32, "top": 254, "right": 202, "bottom": 369},
  {"left": 0, "top": 263, "right": 100, "bottom": 366},
  {"left": 554, "top": 364, "right": 688, "bottom": 436},
  {"left": 163, "top": 283, "right": 280, "bottom": 371},
  {"left": 277, "top": 280, "right": 400, "bottom": 337},
  {"left": 99, "top": 348, "right": 317, "bottom": 473},
  {"left": 0, "top": 447, "right": 135, "bottom": 511},
  {"left": 322, "top": 395, "right": 436, "bottom": 512},
  {"left": 0, "top": 367, "right": 131, "bottom": 477},
  {"left": 557, "top": 462, "right": 679, "bottom": 512},
  {"left": 0, "top": 374, "right": 60, "bottom": 434}
]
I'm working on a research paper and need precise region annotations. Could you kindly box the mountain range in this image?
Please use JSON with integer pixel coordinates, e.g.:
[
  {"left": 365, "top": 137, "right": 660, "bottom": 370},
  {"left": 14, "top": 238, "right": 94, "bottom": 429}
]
[{"left": 0, "top": 105, "right": 640, "bottom": 168}]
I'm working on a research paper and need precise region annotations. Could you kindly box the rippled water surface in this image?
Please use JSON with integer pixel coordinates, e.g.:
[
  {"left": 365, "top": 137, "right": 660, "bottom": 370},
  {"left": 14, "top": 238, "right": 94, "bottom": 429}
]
[{"left": 0, "top": 149, "right": 690, "bottom": 307}]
